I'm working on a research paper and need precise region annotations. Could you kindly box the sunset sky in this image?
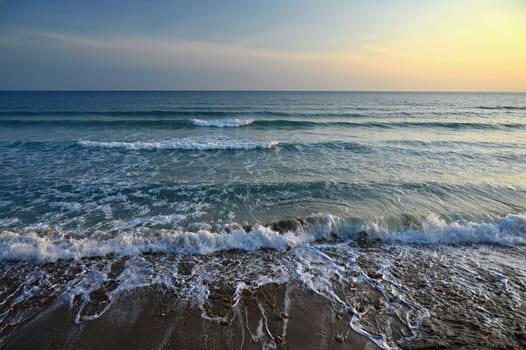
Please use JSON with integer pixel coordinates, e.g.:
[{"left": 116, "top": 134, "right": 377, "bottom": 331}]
[{"left": 1, "top": 0, "right": 525, "bottom": 90}]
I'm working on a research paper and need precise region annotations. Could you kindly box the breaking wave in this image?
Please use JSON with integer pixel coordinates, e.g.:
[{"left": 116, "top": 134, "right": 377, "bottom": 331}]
[
  {"left": 1, "top": 213, "right": 525, "bottom": 263},
  {"left": 78, "top": 138, "right": 278, "bottom": 151},
  {"left": 191, "top": 118, "right": 253, "bottom": 127},
  {"left": 2, "top": 118, "right": 525, "bottom": 130}
]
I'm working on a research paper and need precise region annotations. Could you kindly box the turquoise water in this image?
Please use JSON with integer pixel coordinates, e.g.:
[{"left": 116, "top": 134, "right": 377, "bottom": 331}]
[{"left": 1, "top": 91, "right": 525, "bottom": 348}]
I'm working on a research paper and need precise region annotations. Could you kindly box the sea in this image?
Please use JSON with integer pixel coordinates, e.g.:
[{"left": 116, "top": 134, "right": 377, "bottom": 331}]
[{"left": 1, "top": 91, "right": 525, "bottom": 349}]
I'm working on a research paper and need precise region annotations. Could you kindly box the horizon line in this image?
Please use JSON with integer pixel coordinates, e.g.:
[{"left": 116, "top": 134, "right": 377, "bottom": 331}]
[{"left": 1, "top": 89, "right": 525, "bottom": 93}]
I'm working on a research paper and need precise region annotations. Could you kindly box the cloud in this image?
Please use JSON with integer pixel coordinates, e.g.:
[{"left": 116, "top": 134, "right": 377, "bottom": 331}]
[
  {"left": 2, "top": 25, "right": 525, "bottom": 91},
  {"left": 0, "top": 29, "right": 375, "bottom": 89},
  {"left": 31, "top": 30, "right": 364, "bottom": 67},
  {"left": 0, "top": 29, "right": 371, "bottom": 89}
]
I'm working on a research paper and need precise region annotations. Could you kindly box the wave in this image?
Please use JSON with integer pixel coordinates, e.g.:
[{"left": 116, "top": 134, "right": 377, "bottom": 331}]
[
  {"left": 254, "top": 120, "right": 526, "bottom": 130},
  {"left": 2, "top": 139, "right": 372, "bottom": 153},
  {"left": 0, "top": 110, "right": 251, "bottom": 117},
  {"left": 385, "top": 139, "right": 524, "bottom": 148},
  {"left": 1, "top": 118, "right": 524, "bottom": 130},
  {"left": 364, "top": 213, "right": 526, "bottom": 245},
  {"left": 1, "top": 213, "right": 524, "bottom": 263},
  {"left": 8, "top": 138, "right": 521, "bottom": 157},
  {"left": 0, "top": 110, "right": 369, "bottom": 118},
  {"left": 0, "top": 225, "right": 298, "bottom": 263},
  {"left": 191, "top": 119, "right": 253, "bottom": 128},
  {"left": 78, "top": 138, "right": 278, "bottom": 151},
  {"left": 0, "top": 119, "right": 196, "bottom": 128},
  {"left": 477, "top": 106, "right": 526, "bottom": 111}
]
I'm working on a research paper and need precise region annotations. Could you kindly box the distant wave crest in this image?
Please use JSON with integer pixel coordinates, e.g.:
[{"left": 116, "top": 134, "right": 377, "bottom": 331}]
[
  {"left": 78, "top": 138, "right": 278, "bottom": 151},
  {"left": 2, "top": 118, "right": 525, "bottom": 130},
  {"left": 191, "top": 118, "right": 253, "bottom": 128},
  {"left": 477, "top": 106, "right": 526, "bottom": 111}
]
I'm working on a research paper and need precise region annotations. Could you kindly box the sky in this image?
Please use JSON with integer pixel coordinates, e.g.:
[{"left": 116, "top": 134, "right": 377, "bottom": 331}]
[{"left": 0, "top": 0, "right": 525, "bottom": 91}]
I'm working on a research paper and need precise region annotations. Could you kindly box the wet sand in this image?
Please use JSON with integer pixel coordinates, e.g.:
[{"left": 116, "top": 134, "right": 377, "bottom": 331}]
[{"left": 0, "top": 282, "right": 378, "bottom": 350}]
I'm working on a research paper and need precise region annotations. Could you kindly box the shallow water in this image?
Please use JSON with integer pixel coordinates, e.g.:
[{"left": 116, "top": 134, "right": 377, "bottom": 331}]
[{"left": 1, "top": 91, "right": 525, "bottom": 348}]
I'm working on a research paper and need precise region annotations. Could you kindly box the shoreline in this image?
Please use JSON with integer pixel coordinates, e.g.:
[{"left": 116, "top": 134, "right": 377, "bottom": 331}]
[{"left": 1, "top": 282, "right": 378, "bottom": 350}]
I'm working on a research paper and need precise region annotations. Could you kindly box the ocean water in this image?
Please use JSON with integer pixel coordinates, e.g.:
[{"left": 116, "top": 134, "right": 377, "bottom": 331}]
[{"left": 1, "top": 91, "right": 525, "bottom": 348}]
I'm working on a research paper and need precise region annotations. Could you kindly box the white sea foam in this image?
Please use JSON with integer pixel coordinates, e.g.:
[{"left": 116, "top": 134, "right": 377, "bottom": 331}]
[
  {"left": 365, "top": 212, "right": 526, "bottom": 245},
  {"left": 0, "top": 218, "right": 20, "bottom": 228},
  {"left": 79, "top": 137, "right": 277, "bottom": 151},
  {"left": 192, "top": 118, "right": 253, "bottom": 128},
  {"left": 49, "top": 201, "right": 82, "bottom": 211},
  {"left": 1, "top": 213, "right": 525, "bottom": 263},
  {"left": 0, "top": 225, "right": 305, "bottom": 263}
]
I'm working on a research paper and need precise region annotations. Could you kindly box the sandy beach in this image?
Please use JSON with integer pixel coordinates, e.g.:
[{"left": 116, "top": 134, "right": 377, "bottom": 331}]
[{"left": 1, "top": 282, "right": 378, "bottom": 350}]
